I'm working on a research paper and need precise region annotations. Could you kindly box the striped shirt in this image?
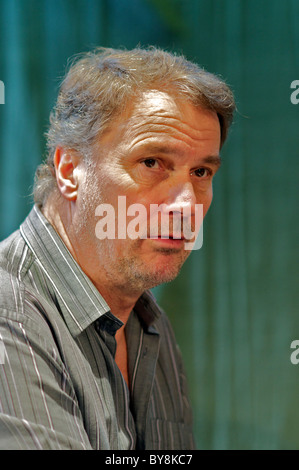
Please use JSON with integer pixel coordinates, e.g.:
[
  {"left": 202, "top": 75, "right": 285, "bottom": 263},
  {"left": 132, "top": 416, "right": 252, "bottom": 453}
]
[{"left": 0, "top": 205, "right": 195, "bottom": 450}]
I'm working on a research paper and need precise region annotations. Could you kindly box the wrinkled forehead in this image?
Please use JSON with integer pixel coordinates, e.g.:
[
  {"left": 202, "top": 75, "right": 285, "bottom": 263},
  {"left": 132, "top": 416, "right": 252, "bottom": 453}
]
[
  {"left": 134, "top": 90, "right": 182, "bottom": 114},
  {"left": 126, "top": 89, "right": 217, "bottom": 123},
  {"left": 95, "top": 89, "right": 221, "bottom": 156}
]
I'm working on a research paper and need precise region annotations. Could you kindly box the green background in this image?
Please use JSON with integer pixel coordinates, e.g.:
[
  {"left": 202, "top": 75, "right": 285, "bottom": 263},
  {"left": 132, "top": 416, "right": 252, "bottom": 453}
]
[{"left": 0, "top": 0, "right": 298, "bottom": 449}]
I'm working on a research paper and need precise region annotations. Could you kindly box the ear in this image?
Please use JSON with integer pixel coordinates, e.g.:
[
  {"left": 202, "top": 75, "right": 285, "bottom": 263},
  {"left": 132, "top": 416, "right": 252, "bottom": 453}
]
[{"left": 54, "top": 147, "right": 81, "bottom": 201}]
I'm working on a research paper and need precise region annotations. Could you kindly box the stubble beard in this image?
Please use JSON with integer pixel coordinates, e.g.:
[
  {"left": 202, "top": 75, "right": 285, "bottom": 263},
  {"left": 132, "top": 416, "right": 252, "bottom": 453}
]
[
  {"left": 102, "top": 238, "right": 190, "bottom": 295},
  {"left": 78, "top": 170, "right": 189, "bottom": 296}
]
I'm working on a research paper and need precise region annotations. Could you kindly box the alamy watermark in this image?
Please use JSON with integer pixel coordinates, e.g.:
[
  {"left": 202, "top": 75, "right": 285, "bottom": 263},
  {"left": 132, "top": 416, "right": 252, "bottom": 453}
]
[
  {"left": 0, "top": 339, "right": 5, "bottom": 365},
  {"left": 0, "top": 80, "right": 4, "bottom": 104},
  {"left": 95, "top": 196, "right": 203, "bottom": 251},
  {"left": 290, "top": 80, "right": 299, "bottom": 105},
  {"left": 290, "top": 340, "right": 299, "bottom": 364}
]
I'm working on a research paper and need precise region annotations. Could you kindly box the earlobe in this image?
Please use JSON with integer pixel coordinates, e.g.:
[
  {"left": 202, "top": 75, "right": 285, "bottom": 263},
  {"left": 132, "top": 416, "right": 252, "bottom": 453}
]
[{"left": 54, "top": 147, "right": 80, "bottom": 201}]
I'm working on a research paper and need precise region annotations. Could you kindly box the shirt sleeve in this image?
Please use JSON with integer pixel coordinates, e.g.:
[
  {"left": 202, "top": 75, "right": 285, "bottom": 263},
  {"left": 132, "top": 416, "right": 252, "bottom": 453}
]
[{"left": 0, "top": 312, "right": 93, "bottom": 450}]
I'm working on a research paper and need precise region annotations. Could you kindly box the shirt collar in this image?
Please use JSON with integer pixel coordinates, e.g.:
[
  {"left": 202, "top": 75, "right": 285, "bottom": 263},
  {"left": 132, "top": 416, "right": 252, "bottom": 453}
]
[
  {"left": 20, "top": 205, "right": 161, "bottom": 337},
  {"left": 20, "top": 205, "right": 112, "bottom": 337},
  {"left": 134, "top": 290, "right": 162, "bottom": 331}
]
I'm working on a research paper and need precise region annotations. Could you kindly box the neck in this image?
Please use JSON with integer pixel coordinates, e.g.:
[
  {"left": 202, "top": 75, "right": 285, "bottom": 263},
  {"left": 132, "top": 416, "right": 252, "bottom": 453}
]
[
  {"left": 42, "top": 196, "right": 141, "bottom": 326},
  {"left": 95, "top": 282, "right": 140, "bottom": 325}
]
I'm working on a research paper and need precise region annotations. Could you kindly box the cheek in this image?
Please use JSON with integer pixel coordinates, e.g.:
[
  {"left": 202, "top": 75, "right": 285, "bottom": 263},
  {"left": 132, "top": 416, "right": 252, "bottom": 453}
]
[
  {"left": 105, "top": 159, "right": 138, "bottom": 191},
  {"left": 202, "top": 187, "right": 213, "bottom": 217}
]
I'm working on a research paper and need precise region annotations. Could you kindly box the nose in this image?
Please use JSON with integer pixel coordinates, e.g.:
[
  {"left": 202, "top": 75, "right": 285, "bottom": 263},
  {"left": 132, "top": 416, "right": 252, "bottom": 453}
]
[
  {"left": 156, "top": 176, "right": 201, "bottom": 241},
  {"left": 162, "top": 177, "right": 197, "bottom": 216},
  {"left": 149, "top": 173, "right": 204, "bottom": 242}
]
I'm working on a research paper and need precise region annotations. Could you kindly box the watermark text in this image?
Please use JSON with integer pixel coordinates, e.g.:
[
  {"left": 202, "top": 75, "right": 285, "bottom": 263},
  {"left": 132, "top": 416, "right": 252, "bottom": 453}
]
[
  {"left": 95, "top": 196, "right": 203, "bottom": 251},
  {"left": 290, "top": 80, "right": 299, "bottom": 105},
  {"left": 290, "top": 340, "right": 299, "bottom": 364},
  {"left": 0, "top": 339, "right": 5, "bottom": 364},
  {"left": 0, "top": 80, "right": 4, "bottom": 104}
]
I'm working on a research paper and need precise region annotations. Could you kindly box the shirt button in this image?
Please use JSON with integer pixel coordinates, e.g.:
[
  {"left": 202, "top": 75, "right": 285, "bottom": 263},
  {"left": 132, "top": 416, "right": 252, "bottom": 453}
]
[{"left": 142, "top": 347, "right": 148, "bottom": 358}]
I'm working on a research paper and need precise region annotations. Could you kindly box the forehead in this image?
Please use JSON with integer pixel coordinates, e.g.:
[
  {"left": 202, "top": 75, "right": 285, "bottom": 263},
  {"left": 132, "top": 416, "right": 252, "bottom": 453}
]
[
  {"left": 99, "top": 90, "right": 221, "bottom": 152},
  {"left": 132, "top": 90, "right": 183, "bottom": 117}
]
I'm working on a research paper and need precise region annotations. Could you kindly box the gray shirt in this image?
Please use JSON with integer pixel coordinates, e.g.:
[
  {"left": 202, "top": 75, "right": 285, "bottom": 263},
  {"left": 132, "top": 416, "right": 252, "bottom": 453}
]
[{"left": 0, "top": 205, "right": 195, "bottom": 450}]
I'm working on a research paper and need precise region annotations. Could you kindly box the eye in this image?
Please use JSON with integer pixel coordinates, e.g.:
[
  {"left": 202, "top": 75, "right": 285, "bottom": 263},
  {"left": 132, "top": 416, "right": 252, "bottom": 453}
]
[
  {"left": 142, "top": 158, "right": 159, "bottom": 169},
  {"left": 193, "top": 167, "right": 210, "bottom": 178}
]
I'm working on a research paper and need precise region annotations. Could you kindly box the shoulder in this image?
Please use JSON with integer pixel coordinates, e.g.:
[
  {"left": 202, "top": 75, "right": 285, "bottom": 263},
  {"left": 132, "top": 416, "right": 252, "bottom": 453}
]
[
  {"left": 0, "top": 230, "right": 27, "bottom": 312},
  {"left": 0, "top": 229, "right": 59, "bottom": 339}
]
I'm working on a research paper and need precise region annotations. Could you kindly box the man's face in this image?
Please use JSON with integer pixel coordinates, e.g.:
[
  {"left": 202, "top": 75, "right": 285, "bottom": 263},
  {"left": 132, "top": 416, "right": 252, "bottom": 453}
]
[{"left": 76, "top": 90, "right": 221, "bottom": 294}]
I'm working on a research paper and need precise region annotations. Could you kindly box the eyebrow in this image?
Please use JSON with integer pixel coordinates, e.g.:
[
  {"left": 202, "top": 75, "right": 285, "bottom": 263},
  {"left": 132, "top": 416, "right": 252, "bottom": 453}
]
[
  {"left": 137, "top": 144, "right": 221, "bottom": 168},
  {"left": 202, "top": 155, "right": 222, "bottom": 168}
]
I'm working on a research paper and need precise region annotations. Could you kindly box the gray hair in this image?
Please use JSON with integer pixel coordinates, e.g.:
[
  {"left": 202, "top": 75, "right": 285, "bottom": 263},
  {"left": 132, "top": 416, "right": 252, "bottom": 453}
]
[{"left": 34, "top": 46, "right": 235, "bottom": 206}]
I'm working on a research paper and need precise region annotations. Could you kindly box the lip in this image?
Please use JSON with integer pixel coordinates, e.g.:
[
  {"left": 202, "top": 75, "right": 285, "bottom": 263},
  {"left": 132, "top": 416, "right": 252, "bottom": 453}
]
[
  {"left": 149, "top": 232, "right": 185, "bottom": 239},
  {"left": 148, "top": 235, "right": 185, "bottom": 248}
]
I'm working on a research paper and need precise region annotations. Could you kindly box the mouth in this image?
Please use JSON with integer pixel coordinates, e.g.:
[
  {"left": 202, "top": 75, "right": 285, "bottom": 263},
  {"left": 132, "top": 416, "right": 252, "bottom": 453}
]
[
  {"left": 148, "top": 230, "right": 185, "bottom": 239},
  {"left": 148, "top": 234, "right": 186, "bottom": 249}
]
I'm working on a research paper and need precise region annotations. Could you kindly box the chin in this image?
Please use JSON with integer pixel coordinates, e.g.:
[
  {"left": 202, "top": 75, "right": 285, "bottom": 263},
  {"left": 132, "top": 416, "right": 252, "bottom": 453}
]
[
  {"left": 114, "top": 245, "right": 189, "bottom": 292},
  {"left": 136, "top": 261, "right": 184, "bottom": 290}
]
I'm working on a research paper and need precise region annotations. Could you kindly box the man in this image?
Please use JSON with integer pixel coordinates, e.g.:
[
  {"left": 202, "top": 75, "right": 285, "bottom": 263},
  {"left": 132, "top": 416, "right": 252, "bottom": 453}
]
[{"left": 0, "top": 46, "right": 235, "bottom": 450}]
